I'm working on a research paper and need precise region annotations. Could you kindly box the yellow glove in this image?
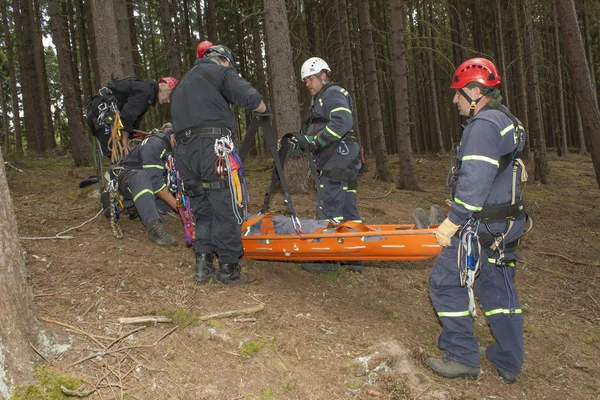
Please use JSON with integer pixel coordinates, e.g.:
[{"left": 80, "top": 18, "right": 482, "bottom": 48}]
[{"left": 435, "top": 218, "right": 461, "bottom": 247}]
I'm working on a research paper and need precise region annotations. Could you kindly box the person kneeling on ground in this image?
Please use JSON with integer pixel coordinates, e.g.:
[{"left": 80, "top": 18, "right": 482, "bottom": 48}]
[{"left": 117, "top": 128, "right": 179, "bottom": 247}]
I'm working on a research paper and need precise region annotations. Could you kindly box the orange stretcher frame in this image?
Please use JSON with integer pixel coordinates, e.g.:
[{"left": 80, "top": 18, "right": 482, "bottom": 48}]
[{"left": 240, "top": 213, "right": 442, "bottom": 261}]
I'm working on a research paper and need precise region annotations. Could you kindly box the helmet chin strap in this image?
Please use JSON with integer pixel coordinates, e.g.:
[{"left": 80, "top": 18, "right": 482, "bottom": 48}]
[{"left": 458, "top": 88, "right": 481, "bottom": 117}]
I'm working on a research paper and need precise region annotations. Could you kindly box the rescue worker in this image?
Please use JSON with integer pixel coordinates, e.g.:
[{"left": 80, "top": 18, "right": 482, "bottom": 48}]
[
  {"left": 299, "top": 57, "right": 363, "bottom": 274},
  {"left": 86, "top": 77, "right": 177, "bottom": 159},
  {"left": 196, "top": 40, "right": 213, "bottom": 59},
  {"left": 117, "top": 125, "right": 179, "bottom": 247},
  {"left": 427, "top": 58, "right": 528, "bottom": 384},
  {"left": 170, "top": 44, "right": 267, "bottom": 286}
]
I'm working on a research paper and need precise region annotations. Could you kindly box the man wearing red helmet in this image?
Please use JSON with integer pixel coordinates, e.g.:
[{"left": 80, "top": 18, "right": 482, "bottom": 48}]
[
  {"left": 196, "top": 40, "right": 213, "bottom": 59},
  {"left": 86, "top": 76, "right": 178, "bottom": 159},
  {"left": 426, "top": 58, "right": 529, "bottom": 384}
]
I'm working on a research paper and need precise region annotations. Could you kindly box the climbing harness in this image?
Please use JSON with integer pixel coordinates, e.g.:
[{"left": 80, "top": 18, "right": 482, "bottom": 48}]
[
  {"left": 167, "top": 154, "right": 196, "bottom": 246},
  {"left": 214, "top": 136, "right": 248, "bottom": 225}
]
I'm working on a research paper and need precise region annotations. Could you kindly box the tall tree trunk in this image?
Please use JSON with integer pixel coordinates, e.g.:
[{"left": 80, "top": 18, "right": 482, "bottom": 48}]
[
  {"left": 449, "top": 0, "right": 465, "bottom": 65},
  {"left": 0, "top": 153, "right": 41, "bottom": 396},
  {"left": 127, "top": 0, "right": 142, "bottom": 77},
  {"left": 263, "top": 0, "right": 307, "bottom": 193},
  {"left": 1, "top": 0, "right": 22, "bottom": 154},
  {"left": 576, "top": 104, "right": 587, "bottom": 155},
  {"left": 48, "top": 0, "right": 93, "bottom": 166},
  {"left": 511, "top": 0, "right": 529, "bottom": 158},
  {"left": 523, "top": 0, "right": 549, "bottom": 183},
  {"left": 12, "top": 0, "right": 40, "bottom": 153},
  {"left": 158, "top": 0, "right": 181, "bottom": 77},
  {"left": 557, "top": 0, "right": 600, "bottom": 188},
  {"left": 494, "top": 0, "right": 510, "bottom": 110},
  {"left": 182, "top": 0, "right": 194, "bottom": 67},
  {"left": 206, "top": 0, "right": 217, "bottom": 42},
  {"left": 75, "top": 0, "right": 93, "bottom": 99},
  {"left": 195, "top": 0, "right": 204, "bottom": 38},
  {"left": 114, "top": 0, "right": 135, "bottom": 77},
  {"left": 31, "top": 0, "right": 55, "bottom": 151},
  {"left": 471, "top": 0, "right": 483, "bottom": 52},
  {"left": 553, "top": 0, "right": 568, "bottom": 157},
  {"left": 358, "top": 0, "right": 391, "bottom": 181},
  {"left": 351, "top": 0, "right": 370, "bottom": 154},
  {"left": 0, "top": 74, "right": 8, "bottom": 150},
  {"left": 337, "top": 0, "right": 358, "bottom": 140},
  {"left": 90, "top": 0, "right": 122, "bottom": 86},
  {"left": 391, "top": 0, "right": 421, "bottom": 191},
  {"left": 582, "top": 0, "right": 597, "bottom": 102},
  {"left": 425, "top": 2, "right": 445, "bottom": 153},
  {"left": 85, "top": 0, "right": 100, "bottom": 90}
]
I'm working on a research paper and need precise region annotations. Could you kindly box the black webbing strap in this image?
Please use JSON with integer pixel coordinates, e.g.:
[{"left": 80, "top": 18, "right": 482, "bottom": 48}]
[
  {"left": 257, "top": 117, "right": 299, "bottom": 221},
  {"left": 185, "top": 180, "right": 229, "bottom": 197},
  {"left": 239, "top": 118, "right": 260, "bottom": 162}
]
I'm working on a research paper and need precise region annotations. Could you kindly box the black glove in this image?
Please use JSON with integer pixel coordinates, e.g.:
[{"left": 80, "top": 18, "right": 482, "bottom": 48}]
[
  {"left": 254, "top": 107, "right": 272, "bottom": 120},
  {"left": 307, "top": 141, "right": 321, "bottom": 154}
]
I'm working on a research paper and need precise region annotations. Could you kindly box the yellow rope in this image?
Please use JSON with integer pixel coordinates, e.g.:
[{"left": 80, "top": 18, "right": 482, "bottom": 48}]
[
  {"left": 107, "top": 110, "right": 124, "bottom": 164},
  {"left": 231, "top": 170, "right": 243, "bottom": 207}
]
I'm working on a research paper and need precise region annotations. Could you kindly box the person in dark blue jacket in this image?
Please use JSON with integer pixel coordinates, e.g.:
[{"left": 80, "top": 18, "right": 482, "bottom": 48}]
[
  {"left": 426, "top": 58, "right": 528, "bottom": 384},
  {"left": 117, "top": 131, "right": 179, "bottom": 247},
  {"left": 299, "top": 57, "right": 363, "bottom": 274}
]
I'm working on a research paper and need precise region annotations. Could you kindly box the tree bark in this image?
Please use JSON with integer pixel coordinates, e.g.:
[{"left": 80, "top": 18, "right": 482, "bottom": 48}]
[
  {"left": 337, "top": 0, "right": 358, "bottom": 140},
  {"left": 553, "top": 0, "right": 568, "bottom": 157},
  {"left": 390, "top": 0, "right": 421, "bottom": 191},
  {"left": 263, "top": 0, "right": 307, "bottom": 193},
  {"left": 557, "top": 0, "right": 600, "bottom": 188},
  {"left": 127, "top": 0, "right": 142, "bottom": 77},
  {"left": 582, "top": 0, "right": 597, "bottom": 102},
  {"left": 114, "top": 0, "right": 135, "bottom": 77},
  {"left": 158, "top": 0, "right": 181, "bottom": 78},
  {"left": 494, "top": 0, "right": 510, "bottom": 110},
  {"left": 75, "top": 0, "right": 93, "bottom": 99},
  {"left": 1, "top": 0, "right": 22, "bottom": 153},
  {"left": 0, "top": 152, "right": 40, "bottom": 397},
  {"left": 358, "top": 0, "right": 391, "bottom": 181},
  {"left": 351, "top": 0, "right": 370, "bottom": 154},
  {"left": 206, "top": 0, "right": 217, "bottom": 42},
  {"left": 425, "top": 2, "right": 445, "bottom": 153},
  {"left": 90, "top": 0, "right": 122, "bottom": 86},
  {"left": 523, "top": 0, "right": 549, "bottom": 183},
  {"left": 48, "top": 0, "right": 93, "bottom": 166}
]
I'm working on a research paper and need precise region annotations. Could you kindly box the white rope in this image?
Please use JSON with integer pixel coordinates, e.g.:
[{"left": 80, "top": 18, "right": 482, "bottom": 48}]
[{"left": 20, "top": 209, "right": 104, "bottom": 240}]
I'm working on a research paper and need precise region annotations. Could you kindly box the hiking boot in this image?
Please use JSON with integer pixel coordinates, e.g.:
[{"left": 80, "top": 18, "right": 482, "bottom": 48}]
[
  {"left": 215, "top": 263, "right": 248, "bottom": 286},
  {"left": 300, "top": 262, "right": 341, "bottom": 274},
  {"left": 429, "top": 204, "right": 445, "bottom": 226},
  {"left": 496, "top": 367, "right": 517, "bottom": 384},
  {"left": 147, "top": 219, "right": 178, "bottom": 247},
  {"left": 194, "top": 253, "right": 215, "bottom": 282},
  {"left": 340, "top": 261, "right": 363, "bottom": 273},
  {"left": 425, "top": 357, "right": 479, "bottom": 380},
  {"left": 413, "top": 208, "right": 429, "bottom": 229}
]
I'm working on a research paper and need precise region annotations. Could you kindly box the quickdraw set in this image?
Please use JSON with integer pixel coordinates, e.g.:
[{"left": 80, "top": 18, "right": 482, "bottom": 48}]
[
  {"left": 97, "top": 87, "right": 124, "bottom": 163},
  {"left": 214, "top": 136, "right": 248, "bottom": 224}
]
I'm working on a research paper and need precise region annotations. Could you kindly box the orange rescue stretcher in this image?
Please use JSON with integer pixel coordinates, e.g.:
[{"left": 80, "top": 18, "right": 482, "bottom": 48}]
[{"left": 240, "top": 213, "right": 442, "bottom": 262}]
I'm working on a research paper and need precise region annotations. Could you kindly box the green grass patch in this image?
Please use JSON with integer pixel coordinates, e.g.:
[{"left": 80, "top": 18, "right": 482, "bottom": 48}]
[
  {"left": 168, "top": 307, "right": 199, "bottom": 328},
  {"left": 582, "top": 329, "right": 600, "bottom": 344},
  {"left": 11, "top": 366, "right": 81, "bottom": 400},
  {"left": 239, "top": 340, "right": 263, "bottom": 358}
]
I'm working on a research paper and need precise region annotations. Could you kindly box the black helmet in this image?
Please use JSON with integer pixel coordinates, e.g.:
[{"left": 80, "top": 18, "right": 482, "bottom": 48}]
[{"left": 204, "top": 45, "right": 236, "bottom": 69}]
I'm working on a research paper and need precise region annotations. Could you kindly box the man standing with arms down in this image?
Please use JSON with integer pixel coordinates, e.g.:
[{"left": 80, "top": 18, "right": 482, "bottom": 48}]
[
  {"left": 170, "top": 45, "right": 267, "bottom": 286},
  {"left": 427, "top": 58, "right": 528, "bottom": 384}
]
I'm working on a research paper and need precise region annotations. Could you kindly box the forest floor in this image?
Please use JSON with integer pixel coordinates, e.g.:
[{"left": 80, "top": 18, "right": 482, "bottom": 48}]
[{"left": 6, "top": 152, "right": 600, "bottom": 400}]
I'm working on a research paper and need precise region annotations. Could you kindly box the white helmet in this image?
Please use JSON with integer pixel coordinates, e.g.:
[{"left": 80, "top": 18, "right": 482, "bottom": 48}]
[{"left": 300, "top": 57, "right": 330, "bottom": 81}]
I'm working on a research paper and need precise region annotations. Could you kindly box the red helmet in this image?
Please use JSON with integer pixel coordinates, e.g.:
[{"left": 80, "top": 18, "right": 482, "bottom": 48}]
[
  {"left": 159, "top": 77, "right": 178, "bottom": 89},
  {"left": 197, "top": 40, "right": 214, "bottom": 59},
  {"left": 450, "top": 58, "right": 501, "bottom": 89}
]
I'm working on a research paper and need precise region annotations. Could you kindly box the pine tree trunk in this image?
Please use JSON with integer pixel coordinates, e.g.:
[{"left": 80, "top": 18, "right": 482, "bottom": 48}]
[
  {"left": 127, "top": 0, "right": 142, "bottom": 77},
  {"left": 1, "top": 0, "right": 22, "bottom": 153},
  {"left": 263, "top": 0, "right": 308, "bottom": 193},
  {"left": 182, "top": 0, "right": 194, "bottom": 68},
  {"left": 48, "top": 0, "right": 93, "bottom": 166},
  {"left": 582, "top": 0, "right": 597, "bottom": 103},
  {"left": 206, "top": 0, "right": 217, "bottom": 42},
  {"left": 358, "top": 0, "right": 391, "bottom": 181},
  {"left": 31, "top": 0, "right": 55, "bottom": 151},
  {"left": 337, "top": 0, "right": 358, "bottom": 140},
  {"left": 351, "top": 0, "right": 370, "bottom": 154},
  {"left": 557, "top": 0, "right": 600, "bottom": 188},
  {"left": 75, "top": 0, "right": 92, "bottom": 98},
  {"left": 0, "top": 73, "right": 8, "bottom": 150},
  {"left": 90, "top": 0, "right": 122, "bottom": 86},
  {"left": 511, "top": 0, "right": 529, "bottom": 158},
  {"left": 158, "top": 0, "right": 181, "bottom": 78},
  {"left": 12, "top": 0, "right": 40, "bottom": 153},
  {"left": 425, "top": 2, "right": 445, "bottom": 154},
  {"left": 553, "top": 1, "right": 568, "bottom": 157},
  {"left": 523, "top": 0, "right": 549, "bottom": 183},
  {"left": 495, "top": 0, "right": 510, "bottom": 110},
  {"left": 195, "top": 0, "right": 204, "bottom": 38},
  {"left": 114, "top": 0, "right": 135, "bottom": 77},
  {"left": 0, "top": 153, "right": 40, "bottom": 396},
  {"left": 390, "top": 0, "right": 421, "bottom": 191}
]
